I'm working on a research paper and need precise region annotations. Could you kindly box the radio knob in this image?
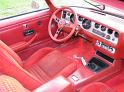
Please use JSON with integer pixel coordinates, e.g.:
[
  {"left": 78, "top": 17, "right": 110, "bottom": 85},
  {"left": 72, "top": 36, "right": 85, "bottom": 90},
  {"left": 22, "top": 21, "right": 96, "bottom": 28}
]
[{"left": 106, "top": 35, "right": 111, "bottom": 39}]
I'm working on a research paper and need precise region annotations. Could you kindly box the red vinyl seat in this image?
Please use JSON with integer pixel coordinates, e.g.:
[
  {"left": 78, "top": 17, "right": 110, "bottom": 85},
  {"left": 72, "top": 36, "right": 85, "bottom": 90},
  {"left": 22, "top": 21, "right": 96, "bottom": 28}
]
[
  {"left": 0, "top": 40, "right": 80, "bottom": 90},
  {"left": 80, "top": 82, "right": 114, "bottom": 92}
]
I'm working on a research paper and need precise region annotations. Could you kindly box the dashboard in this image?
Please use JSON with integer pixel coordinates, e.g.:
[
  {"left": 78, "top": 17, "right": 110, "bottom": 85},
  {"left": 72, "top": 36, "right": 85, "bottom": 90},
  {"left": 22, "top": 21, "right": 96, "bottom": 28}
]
[
  {"left": 61, "top": 11, "right": 119, "bottom": 45},
  {"left": 61, "top": 10, "right": 122, "bottom": 56}
]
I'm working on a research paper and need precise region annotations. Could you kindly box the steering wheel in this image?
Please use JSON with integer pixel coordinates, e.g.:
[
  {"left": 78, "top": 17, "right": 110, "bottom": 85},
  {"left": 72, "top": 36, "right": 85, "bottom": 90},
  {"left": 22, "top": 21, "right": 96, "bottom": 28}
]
[{"left": 48, "top": 7, "right": 77, "bottom": 43}]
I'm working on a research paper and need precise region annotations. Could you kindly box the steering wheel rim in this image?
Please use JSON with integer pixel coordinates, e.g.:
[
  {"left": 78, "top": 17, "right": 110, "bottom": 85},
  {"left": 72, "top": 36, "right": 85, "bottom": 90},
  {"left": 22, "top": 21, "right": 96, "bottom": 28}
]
[{"left": 48, "top": 7, "right": 77, "bottom": 43}]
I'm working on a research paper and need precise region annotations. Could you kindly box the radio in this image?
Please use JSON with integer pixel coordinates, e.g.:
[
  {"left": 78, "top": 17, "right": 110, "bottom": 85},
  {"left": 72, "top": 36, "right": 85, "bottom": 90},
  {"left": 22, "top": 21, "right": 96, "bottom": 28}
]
[{"left": 96, "top": 40, "right": 115, "bottom": 54}]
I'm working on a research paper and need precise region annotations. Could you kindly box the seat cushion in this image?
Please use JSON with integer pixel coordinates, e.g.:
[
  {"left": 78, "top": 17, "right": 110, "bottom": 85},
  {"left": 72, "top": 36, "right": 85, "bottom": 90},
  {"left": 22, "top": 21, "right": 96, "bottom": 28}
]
[
  {"left": 27, "top": 64, "right": 51, "bottom": 84},
  {"left": 26, "top": 50, "right": 79, "bottom": 84},
  {"left": 24, "top": 47, "right": 54, "bottom": 67},
  {"left": 0, "top": 75, "right": 30, "bottom": 92},
  {"left": 80, "top": 82, "right": 114, "bottom": 92}
]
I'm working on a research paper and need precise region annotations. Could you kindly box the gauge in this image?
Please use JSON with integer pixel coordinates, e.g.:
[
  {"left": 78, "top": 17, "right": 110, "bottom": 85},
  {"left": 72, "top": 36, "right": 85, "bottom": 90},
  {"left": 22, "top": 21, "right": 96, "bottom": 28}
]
[
  {"left": 67, "top": 12, "right": 71, "bottom": 16},
  {"left": 114, "top": 32, "right": 119, "bottom": 38},
  {"left": 101, "top": 26, "right": 106, "bottom": 31},
  {"left": 70, "top": 14, "right": 74, "bottom": 23},
  {"left": 62, "top": 11, "right": 66, "bottom": 19},
  {"left": 78, "top": 16, "right": 83, "bottom": 21},
  {"left": 95, "top": 23, "right": 100, "bottom": 29},
  {"left": 107, "top": 29, "right": 113, "bottom": 34},
  {"left": 82, "top": 19, "right": 91, "bottom": 29}
]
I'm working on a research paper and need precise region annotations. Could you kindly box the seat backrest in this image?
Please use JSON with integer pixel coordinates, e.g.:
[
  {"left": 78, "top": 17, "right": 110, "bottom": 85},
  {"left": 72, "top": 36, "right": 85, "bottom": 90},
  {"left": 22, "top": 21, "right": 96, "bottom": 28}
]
[
  {"left": 0, "top": 40, "right": 22, "bottom": 66},
  {"left": 0, "top": 40, "right": 41, "bottom": 90}
]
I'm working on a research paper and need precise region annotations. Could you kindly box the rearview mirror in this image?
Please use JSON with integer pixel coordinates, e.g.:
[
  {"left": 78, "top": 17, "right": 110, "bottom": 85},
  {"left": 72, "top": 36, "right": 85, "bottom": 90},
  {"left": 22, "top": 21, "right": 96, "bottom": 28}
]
[{"left": 84, "top": 0, "right": 105, "bottom": 10}]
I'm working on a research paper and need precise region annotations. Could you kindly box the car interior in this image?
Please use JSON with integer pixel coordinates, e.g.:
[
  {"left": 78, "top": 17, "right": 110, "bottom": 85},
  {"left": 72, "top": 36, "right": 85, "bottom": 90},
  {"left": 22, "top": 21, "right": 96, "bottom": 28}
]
[{"left": 0, "top": 0, "right": 124, "bottom": 92}]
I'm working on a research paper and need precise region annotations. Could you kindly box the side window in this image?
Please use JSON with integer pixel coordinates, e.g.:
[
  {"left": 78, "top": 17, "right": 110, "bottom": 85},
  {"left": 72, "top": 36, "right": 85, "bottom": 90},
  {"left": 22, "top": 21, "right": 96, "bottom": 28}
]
[{"left": 0, "top": 0, "right": 48, "bottom": 20}]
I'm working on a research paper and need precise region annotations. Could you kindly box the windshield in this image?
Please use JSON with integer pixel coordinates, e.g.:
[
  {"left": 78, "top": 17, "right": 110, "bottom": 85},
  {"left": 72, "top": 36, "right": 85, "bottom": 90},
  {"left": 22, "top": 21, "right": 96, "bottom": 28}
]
[
  {"left": 52, "top": 0, "right": 99, "bottom": 8},
  {"left": 52, "top": 0, "right": 124, "bottom": 17}
]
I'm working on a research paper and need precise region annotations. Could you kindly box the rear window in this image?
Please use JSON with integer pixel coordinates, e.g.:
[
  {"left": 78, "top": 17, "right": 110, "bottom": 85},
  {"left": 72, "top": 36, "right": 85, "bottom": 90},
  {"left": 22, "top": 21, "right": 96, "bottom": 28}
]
[{"left": 0, "top": 0, "right": 48, "bottom": 20}]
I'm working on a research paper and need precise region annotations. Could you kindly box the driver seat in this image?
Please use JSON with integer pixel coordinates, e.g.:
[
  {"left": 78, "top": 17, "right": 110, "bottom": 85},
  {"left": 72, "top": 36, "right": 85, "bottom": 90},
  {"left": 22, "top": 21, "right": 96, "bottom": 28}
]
[{"left": 0, "top": 40, "right": 80, "bottom": 90}]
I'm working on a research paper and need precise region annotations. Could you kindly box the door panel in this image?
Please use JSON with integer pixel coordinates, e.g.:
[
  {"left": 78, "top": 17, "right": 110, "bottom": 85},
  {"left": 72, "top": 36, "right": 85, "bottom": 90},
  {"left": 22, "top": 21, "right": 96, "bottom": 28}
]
[{"left": 0, "top": 10, "right": 52, "bottom": 47}]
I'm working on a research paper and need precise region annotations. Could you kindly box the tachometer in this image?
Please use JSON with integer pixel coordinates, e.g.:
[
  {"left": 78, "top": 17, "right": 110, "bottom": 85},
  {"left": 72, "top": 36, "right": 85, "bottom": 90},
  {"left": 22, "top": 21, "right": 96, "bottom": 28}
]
[{"left": 82, "top": 19, "right": 91, "bottom": 29}]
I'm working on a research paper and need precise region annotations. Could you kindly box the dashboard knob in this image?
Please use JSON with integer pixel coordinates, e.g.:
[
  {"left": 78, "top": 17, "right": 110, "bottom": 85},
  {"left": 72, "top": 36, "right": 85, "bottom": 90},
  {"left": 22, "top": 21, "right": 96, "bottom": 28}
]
[{"left": 106, "top": 35, "right": 111, "bottom": 40}]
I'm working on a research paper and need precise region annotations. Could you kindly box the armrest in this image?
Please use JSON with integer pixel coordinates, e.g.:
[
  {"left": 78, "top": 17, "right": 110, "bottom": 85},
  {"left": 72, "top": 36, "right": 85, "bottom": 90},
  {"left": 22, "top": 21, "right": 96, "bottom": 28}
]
[
  {"left": 33, "top": 76, "right": 73, "bottom": 92},
  {"left": 10, "top": 34, "right": 37, "bottom": 52}
]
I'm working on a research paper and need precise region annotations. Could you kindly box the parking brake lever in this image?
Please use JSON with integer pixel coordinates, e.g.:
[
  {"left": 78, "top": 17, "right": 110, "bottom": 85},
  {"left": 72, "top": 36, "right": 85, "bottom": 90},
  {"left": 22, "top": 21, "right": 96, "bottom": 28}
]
[{"left": 73, "top": 55, "right": 87, "bottom": 66}]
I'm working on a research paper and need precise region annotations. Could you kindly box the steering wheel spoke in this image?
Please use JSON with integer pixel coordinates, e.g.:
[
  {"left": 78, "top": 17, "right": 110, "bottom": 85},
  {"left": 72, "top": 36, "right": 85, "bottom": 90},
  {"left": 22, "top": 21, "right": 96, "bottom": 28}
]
[
  {"left": 54, "top": 28, "right": 62, "bottom": 38},
  {"left": 53, "top": 15, "right": 60, "bottom": 23}
]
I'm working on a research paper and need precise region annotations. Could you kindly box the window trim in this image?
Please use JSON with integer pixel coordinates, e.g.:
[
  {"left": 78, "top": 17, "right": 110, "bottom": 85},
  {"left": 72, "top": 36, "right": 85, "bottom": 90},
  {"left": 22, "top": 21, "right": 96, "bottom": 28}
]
[{"left": 0, "top": 8, "right": 49, "bottom": 21}]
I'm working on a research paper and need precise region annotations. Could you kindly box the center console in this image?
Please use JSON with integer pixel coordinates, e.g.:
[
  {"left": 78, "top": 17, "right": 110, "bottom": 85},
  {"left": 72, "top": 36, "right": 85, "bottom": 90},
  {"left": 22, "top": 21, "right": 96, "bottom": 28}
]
[
  {"left": 33, "top": 76, "right": 73, "bottom": 92},
  {"left": 68, "top": 51, "right": 122, "bottom": 89}
]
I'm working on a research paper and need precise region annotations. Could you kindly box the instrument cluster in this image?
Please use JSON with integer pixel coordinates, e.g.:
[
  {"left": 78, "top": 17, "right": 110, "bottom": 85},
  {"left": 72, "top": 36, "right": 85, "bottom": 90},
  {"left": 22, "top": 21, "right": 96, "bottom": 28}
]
[{"left": 61, "top": 11, "right": 119, "bottom": 45}]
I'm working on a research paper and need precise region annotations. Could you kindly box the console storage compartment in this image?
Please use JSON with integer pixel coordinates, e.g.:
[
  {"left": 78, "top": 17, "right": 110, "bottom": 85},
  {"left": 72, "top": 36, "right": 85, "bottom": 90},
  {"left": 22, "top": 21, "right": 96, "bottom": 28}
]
[{"left": 87, "top": 57, "right": 109, "bottom": 72}]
